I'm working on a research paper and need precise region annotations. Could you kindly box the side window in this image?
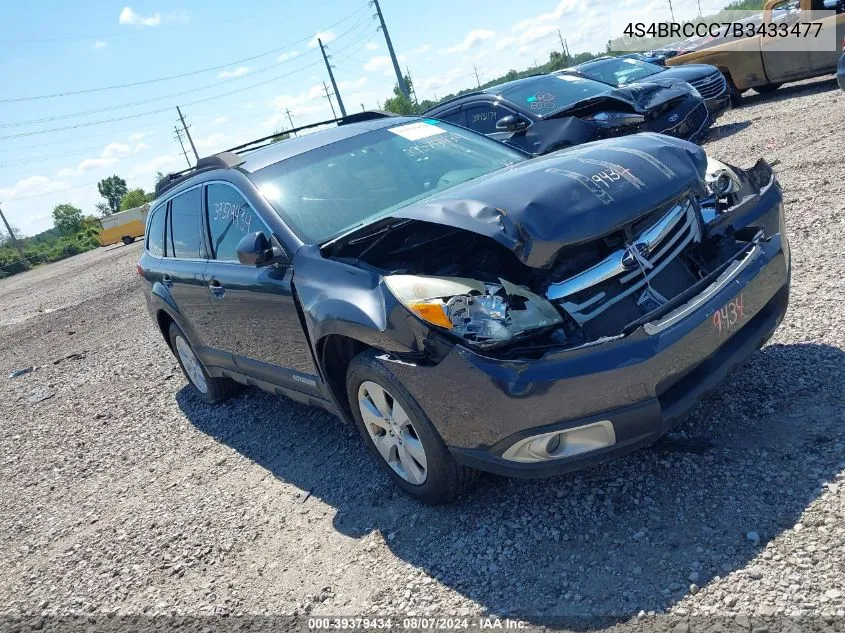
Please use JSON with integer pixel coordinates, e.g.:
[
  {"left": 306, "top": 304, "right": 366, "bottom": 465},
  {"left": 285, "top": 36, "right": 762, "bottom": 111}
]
[
  {"left": 146, "top": 204, "right": 166, "bottom": 257},
  {"left": 437, "top": 108, "right": 466, "bottom": 127},
  {"left": 167, "top": 188, "right": 203, "bottom": 259},
  {"left": 206, "top": 183, "right": 271, "bottom": 261},
  {"left": 464, "top": 103, "right": 504, "bottom": 134}
]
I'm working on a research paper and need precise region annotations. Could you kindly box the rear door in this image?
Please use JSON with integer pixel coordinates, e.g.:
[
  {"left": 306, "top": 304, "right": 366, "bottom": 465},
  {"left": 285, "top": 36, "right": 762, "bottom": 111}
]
[
  {"left": 201, "top": 181, "right": 322, "bottom": 396},
  {"left": 161, "top": 187, "right": 219, "bottom": 365}
]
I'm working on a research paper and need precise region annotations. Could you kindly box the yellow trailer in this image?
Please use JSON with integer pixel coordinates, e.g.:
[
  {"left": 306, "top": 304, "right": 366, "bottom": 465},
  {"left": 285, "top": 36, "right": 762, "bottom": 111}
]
[{"left": 98, "top": 204, "right": 149, "bottom": 246}]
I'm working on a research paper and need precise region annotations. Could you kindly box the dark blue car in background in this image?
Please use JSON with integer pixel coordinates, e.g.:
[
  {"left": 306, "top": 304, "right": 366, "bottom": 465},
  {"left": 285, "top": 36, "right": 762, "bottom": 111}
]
[{"left": 423, "top": 73, "right": 712, "bottom": 156}]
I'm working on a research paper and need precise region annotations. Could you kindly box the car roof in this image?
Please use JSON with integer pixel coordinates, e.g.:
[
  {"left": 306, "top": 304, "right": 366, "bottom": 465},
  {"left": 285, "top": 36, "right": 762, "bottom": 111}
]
[{"left": 241, "top": 115, "right": 418, "bottom": 172}]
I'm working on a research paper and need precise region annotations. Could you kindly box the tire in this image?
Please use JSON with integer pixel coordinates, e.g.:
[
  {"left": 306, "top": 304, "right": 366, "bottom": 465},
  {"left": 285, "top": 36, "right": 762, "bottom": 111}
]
[
  {"left": 168, "top": 322, "right": 239, "bottom": 404},
  {"left": 346, "top": 350, "right": 479, "bottom": 504},
  {"left": 723, "top": 73, "right": 743, "bottom": 107},
  {"left": 754, "top": 83, "right": 782, "bottom": 94},
  {"left": 121, "top": 236, "right": 135, "bottom": 245}
]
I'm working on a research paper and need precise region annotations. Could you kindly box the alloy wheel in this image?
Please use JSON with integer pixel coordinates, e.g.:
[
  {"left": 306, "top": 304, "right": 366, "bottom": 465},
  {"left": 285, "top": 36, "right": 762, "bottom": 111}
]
[
  {"left": 174, "top": 335, "right": 209, "bottom": 394},
  {"left": 358, "top": 380, "right": 428, "bottom": 485}
]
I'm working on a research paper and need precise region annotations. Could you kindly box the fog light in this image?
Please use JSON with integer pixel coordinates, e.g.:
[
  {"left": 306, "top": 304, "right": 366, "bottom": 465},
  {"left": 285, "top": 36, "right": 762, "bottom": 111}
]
[{"left": 501, "top": 420, "right": 616, "bottom": 463}]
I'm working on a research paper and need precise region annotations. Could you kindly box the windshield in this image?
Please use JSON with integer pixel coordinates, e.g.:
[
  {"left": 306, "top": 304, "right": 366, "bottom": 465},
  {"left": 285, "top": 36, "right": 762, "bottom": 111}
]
[
  {"left": 493, "top": 75, "right": 611, "bottom": 116},
  {"left": 250, "top": 120, "right": 525, "bottom": 244},
  {"left": 576, "top": 58, "right": 664, "bottom": 86}
]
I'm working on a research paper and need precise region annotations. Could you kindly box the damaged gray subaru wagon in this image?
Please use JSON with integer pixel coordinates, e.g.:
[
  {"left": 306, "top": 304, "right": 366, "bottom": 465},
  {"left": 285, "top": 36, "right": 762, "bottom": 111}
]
[{"left": 140, "top": 112, "right": 790, "bottom": 504}]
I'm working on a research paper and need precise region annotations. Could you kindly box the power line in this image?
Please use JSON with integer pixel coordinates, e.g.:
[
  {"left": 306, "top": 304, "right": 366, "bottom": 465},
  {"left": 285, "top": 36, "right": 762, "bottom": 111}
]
[
  {"left": 176, "top": 106, "right": 199, "bottom": 163},
  {"left": 0, "top": 4, "right": 370, "bottom": 103},
  {"left": 173, "top": 127, "right": 192, "bottom": 169}
]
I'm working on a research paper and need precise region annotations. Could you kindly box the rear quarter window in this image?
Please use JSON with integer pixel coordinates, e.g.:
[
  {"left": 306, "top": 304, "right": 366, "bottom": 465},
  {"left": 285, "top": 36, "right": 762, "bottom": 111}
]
[
  {"left": 146, "top": 204, "right": 166, "bottom": 257},
  {"left": 168, "top": 188, "right": 203, "bottom": 259}
]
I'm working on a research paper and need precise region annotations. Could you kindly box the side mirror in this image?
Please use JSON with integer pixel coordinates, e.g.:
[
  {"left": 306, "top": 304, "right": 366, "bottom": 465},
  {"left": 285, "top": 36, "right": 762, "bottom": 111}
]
[
  {"left": 495, "top": 114, "right": 530, "bottom": 132},
  {"left": 235, "top": 232, "right": 288, "bottom": 267}
]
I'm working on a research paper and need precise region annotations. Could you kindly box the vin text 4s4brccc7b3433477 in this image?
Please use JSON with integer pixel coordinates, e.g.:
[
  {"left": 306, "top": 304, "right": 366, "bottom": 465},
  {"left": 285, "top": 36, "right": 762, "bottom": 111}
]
[{"left": 139, "top": 112, "right": 790, "bottom": 504}]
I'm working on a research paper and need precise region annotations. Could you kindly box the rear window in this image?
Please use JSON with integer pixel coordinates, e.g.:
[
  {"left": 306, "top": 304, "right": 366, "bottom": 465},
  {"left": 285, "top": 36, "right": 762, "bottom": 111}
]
[
  {"left": 168, "top": 188, "right": 203, "bottom": 259},
  {"left": 146, "top": 204, "right": 166, "bottom": 257},
  {"left": 493, "top": 75, "right": 610, "bottom": 115}
]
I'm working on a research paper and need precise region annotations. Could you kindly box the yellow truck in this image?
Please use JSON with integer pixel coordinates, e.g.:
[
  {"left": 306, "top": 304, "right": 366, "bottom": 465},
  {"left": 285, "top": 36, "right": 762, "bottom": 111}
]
[
  {"left": 98, "top": 204, "right": 149, "bottom": 246},
  {"left": 668, "top": 0, "right": 845, "bottom": 103}
]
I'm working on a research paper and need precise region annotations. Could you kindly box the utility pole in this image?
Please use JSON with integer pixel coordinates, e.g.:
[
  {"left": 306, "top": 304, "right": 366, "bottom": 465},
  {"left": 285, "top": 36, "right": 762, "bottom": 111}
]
[
  {"left": 0, "top": 204, "right": 27, "bottom": 267},
  {"left": 361, "top": 103, "right": 366, "bottom": 111},
  {"left": 286, "top": 109, "right": 297, "bottom": 137},
  {"left": 176, "top": 106, "right": 199, "bottom": 162},
  {"left": 558, "top": 29, "right": 569, "bottom": 64},
  {"left": 668, "top": 0, "right": 675, "bottom": 22},
  {"left": 697, "top": 0, "right": 702, "bottom": 16},
  {"left": 173, "top": 126, "right": 192, "bottom": 168},
  {"left": 322, "top": 81, "right": 337, "bottom": 118},
  {"left": 318, "top": 38, "right": 346, "bottom": 117},
  {"left": 372, "top": 0, "right": 409, "bottom": 98},
  {"left": 406, "top": 67, "right": 419, "bottom": 106},
  {"left": 473, "top": 65, "right": 481, "bottom": 88}
]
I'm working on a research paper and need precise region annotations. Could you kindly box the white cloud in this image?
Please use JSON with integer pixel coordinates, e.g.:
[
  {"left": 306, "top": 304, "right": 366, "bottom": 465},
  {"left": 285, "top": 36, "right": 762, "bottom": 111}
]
[
  {"left": 445, "top": 29, "right": 495, "bottom": 54},
  {"left": 338, "top": 77, "right": 368, "bottom": 91},
  {"left": 519, "top": 24, "right": 559, "bottom": 45},
  {"left": 365, "top": 41, "right": 379, "bottom": 51},
  {"left": 102, "top": 142, "right": 131, "bottom": 159},
  {"left": 363, "top": 56, "right": 392, "bottom": 73},
  {"left": 415, "top": 66, "right": 468, "bottom": 98},
  {"left": 495, "top": 36, "right": 517, "bottom": 51},
  {"left": 133, "top": 142, "right": 150, "bottom": 153},
  {"left": 77, "top": 157, "right": 116, "bottom": 173},
  {"left": 412, "top": 44, "right": 432, "bottom": 54},
  {"left": 93, "top": 40, "right": 107, "bottom": 50},
  {"left": 129, "top": 132, "right": 145, "bottom": 141},
  {"left": 128, "top": 154, "right": 185, "bottom": 180},
  {"left": 118, "top": 6, "right": 162, "bottom": 27},
  {"left": 277, "top": 50, "right": 300, "bottom": 62},
  {"left": 218, "top": 66, "right": 250, "bottom": 79},
  {"left": 308, "top": 30, "right": 335, "bottom": 49},
  {"left": 211, "top": 116, "right": 229, "bottom": 125},
  {"left": 513, "top": 0, "right": 578, "bottom": 32},
  {"left": 0, "top": 175, "right": 71, "bottom": 201}
]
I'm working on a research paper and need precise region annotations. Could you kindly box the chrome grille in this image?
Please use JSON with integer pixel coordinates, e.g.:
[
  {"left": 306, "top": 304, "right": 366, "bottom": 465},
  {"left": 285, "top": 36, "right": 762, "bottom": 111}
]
[
  {"left": 547, "top": 198, "right": 701, "bottom": 326},
  {"left": 689, "top": 72, "right": 727, "bottom": 100}
]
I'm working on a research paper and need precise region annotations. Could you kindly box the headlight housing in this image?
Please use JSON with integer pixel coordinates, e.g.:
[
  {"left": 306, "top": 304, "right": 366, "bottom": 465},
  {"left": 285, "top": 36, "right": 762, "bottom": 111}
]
[
  {"left": 384, "top": 275, "right": 563, "bottom": 348},
  {"left": 581, "top": 111, "right": 645, "bottom": 127},
  {"left": 705, "top": 156, "right": 741, "bottom": 196}
]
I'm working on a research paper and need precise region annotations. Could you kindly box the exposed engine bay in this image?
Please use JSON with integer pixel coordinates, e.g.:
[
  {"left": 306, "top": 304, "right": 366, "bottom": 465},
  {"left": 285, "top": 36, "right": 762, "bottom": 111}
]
[{"left": 324, "top": 156, "right": 777, "bottom": 358}]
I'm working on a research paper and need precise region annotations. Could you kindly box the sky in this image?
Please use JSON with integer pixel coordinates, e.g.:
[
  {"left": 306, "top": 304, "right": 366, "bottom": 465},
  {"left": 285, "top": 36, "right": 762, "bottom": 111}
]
[{"left": 0, "top": 0, "right": 728, "bottom": 236}]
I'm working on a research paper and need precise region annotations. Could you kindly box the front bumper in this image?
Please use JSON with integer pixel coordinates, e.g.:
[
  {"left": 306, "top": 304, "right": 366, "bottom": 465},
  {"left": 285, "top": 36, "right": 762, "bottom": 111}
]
[{"left": 385, "top": 184, "right": 790, "bottom": 478}]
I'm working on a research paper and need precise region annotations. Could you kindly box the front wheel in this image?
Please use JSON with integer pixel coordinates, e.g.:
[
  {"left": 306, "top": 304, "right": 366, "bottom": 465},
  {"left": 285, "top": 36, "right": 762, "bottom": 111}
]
[
  {"left": 346, "top": 350, "right": 479, "bottom": 504},
  {"left": 121, "top": 236, "right": 135, "bottom": 245}
]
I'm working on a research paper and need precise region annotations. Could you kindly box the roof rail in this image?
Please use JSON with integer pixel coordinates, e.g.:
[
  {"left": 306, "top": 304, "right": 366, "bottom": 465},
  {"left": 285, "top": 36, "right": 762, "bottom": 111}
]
[
  {"left": 153, "top": 110, "right": 396, "bottom": 199},
  {"left": 225, "top": 110, "right": 396, "bottom": 155}
]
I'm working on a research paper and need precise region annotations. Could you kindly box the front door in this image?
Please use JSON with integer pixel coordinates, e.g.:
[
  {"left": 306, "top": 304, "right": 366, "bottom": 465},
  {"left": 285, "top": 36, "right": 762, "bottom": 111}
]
[{"left": 200, "top": 182, "right": 322, "bottom": 396}]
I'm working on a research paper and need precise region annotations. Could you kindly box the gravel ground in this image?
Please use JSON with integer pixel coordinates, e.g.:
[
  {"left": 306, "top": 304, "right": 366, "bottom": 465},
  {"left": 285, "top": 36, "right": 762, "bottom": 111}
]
[{"left": 1, "top": 76, "right": 844, "bottom": 631}]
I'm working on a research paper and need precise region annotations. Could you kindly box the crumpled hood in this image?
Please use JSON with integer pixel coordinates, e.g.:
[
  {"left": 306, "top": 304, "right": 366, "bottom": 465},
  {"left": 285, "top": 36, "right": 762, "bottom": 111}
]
[
  {"left": 393, "top": 133, "right": 708, "bottom": 269},
  {"left": 609, "top": 78, "right": 692, "bottom": 111}
]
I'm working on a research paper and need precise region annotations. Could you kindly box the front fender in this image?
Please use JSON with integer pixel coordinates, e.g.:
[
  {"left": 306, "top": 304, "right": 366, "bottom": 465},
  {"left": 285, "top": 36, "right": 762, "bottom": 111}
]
[{"left": 292, "top": 246, "right": 433, "bottom": 358}]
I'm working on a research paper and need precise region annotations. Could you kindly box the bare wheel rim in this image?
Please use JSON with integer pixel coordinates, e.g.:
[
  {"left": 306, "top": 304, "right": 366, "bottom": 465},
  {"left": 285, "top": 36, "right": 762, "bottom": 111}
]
[
  {"left": 175, "top": 335, "right": 208, "bottom": 394},
  {"left": 358, "top": 380, "right": 428, "bottom": 485}
]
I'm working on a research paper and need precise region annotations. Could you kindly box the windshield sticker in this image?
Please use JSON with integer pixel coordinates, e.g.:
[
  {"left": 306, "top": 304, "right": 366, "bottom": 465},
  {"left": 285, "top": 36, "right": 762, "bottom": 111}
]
[
  {"left": 556, "top": 75, "right": 580, "bottom": 82},
  {"left": 623, "top": 58, "right": 640, "bottom": 64},
  {"left": 388, "top": 122, "right": 446, "bottom": 141}
]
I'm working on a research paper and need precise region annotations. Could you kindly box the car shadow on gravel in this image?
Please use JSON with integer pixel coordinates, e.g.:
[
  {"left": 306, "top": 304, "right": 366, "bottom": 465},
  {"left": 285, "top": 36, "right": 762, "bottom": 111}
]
[
  {"left": 705, "top": 121, "right": 751, "bottom": 142},
  {"left": 178, "top": 341, "right": 845, "bottom": 625}
]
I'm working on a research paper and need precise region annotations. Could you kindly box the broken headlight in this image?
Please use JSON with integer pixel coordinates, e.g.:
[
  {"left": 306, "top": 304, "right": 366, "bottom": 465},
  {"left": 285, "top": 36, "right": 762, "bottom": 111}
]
[
  {"left": 705, "top": 157, "right": 741, "bottom": 196},
  {"left": 384, "top": 275, "right": 563, "bottom": 348}
]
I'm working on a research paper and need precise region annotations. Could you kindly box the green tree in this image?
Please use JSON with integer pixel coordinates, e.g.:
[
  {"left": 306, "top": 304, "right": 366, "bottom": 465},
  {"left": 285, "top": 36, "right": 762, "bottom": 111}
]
[
  {"left": 154, "top": 171, "right": 167, "bottom": 185},
  {"left": 119, "top": 188, "right": 148, "bottom": 211},
  {"left": 97, "top": 175, "right": 128, "bottom": 215},
  {"left": 94, "top": 202, "right": 111, "bottom": 217},
  {"left": 52, "top": 203, "right": 84, "bottom": 235},
  {"left": 384, "top": 75, "right": 420, "bottom": 116}
]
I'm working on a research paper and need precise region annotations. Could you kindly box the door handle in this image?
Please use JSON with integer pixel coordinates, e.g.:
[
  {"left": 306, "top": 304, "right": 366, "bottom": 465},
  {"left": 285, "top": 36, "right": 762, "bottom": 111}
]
[
  {"left": 208, "top": 280, "right": 225, "bottom": 298},
  {"left": 162, "top": 274, "right": 173, "bottom": 289}
]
